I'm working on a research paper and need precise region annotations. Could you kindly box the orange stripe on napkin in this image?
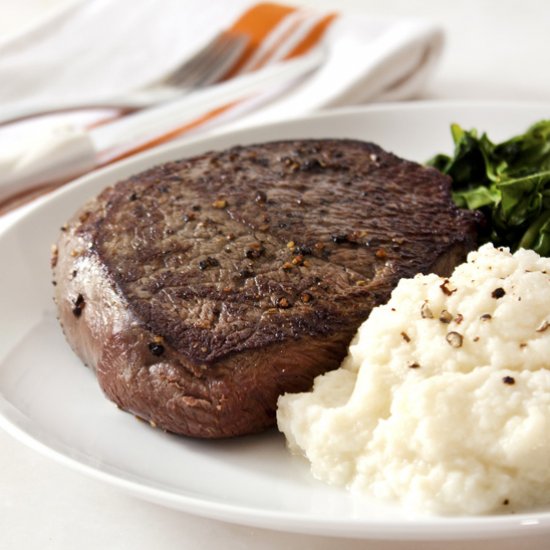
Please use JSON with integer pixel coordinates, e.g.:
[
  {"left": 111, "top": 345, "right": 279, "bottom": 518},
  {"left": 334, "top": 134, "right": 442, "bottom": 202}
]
[
  {"left": 284, "top": 12, "right": 337, "bottom": 59},
  {"left": 246, "top": 15, "right": 304, "bottom": 72},
  {"left": 224, "top": 2, "right": 297, "bottom": 79},
  {"left": 100, "top": 103, "right": 237, "bottom": 166}
]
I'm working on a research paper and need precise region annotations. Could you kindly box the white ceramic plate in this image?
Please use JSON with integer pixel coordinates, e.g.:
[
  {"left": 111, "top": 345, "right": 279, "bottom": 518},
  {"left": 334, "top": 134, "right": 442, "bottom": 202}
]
[{"left": 1, "top": 102, "right": 550, "bottom": 541}]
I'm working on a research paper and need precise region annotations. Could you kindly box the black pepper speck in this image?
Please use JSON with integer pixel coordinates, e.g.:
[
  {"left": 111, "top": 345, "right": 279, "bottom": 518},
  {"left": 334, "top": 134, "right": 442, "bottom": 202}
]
[
  {"left": 446, "top": 331, "right": 463, "bottom": 348},
  {"left": 72, "top": 294, "right": 85, "bottom": 317},
  {"left": 199, "top": 257, "right": 220, "bottom": 270},
  {"left": 439, "top": 310, "right": 453, "bottom": 323},
  {"left": 148, "top": 343, "right": 165, "bottom": 356},
  {"left": 492, "top": 287, "right": 506, "bottom": 299},
  {"left": 331, "top": 234, "right": 349, "bottom": 244}
]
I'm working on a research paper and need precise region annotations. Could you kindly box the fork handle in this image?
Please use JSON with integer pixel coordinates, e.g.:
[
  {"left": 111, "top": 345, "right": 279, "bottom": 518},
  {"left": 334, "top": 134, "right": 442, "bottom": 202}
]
[{"left": 0, "top": 86, "right": 187, "bottom": 126}]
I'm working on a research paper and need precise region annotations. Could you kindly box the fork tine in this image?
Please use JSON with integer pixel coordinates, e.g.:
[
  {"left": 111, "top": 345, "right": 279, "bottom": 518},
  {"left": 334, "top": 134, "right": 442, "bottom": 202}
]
[
  {"left": 163, "top": 33, "right": 248, "bottom": 89},
  {"left": 191, "top": 34, "right": 249, "bottom": 88},
  {"left": 165, "top": 34, "right": 231, "bottom": 88}
]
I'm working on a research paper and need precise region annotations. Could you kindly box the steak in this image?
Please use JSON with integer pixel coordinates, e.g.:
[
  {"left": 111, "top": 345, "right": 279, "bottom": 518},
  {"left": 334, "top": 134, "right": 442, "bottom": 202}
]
[{"left": 52, "top": 139, "right": 480, "bottom": 438}]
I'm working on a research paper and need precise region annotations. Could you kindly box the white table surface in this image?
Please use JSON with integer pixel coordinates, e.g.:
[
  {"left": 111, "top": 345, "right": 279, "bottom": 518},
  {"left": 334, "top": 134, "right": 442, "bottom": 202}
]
[{"left": 1, "top": 1, "right": 550, "bottom": 549}]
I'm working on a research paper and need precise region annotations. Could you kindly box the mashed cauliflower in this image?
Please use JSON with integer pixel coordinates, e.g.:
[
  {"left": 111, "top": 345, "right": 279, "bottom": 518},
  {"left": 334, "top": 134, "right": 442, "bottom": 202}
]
[{"left": 277, "top": 244, "right": 550, "bottom": 515}]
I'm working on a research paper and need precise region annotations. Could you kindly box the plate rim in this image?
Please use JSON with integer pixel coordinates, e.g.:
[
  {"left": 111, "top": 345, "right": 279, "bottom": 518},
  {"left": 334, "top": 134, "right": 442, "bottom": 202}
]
[{"left": 2, "top": 100, "right": 550, "bottom": 541}]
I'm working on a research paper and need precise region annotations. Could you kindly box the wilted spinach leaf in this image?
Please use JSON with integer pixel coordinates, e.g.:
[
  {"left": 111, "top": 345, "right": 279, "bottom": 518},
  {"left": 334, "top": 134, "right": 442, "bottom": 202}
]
[{"left": 427, "top": 120, "right": 550, "bottom": 255}]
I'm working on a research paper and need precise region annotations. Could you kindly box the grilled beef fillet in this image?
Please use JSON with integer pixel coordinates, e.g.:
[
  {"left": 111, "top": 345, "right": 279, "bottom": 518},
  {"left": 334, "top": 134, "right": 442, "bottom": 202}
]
[{"left": 52, "top": 139, "right": 480, "bottom": 438}]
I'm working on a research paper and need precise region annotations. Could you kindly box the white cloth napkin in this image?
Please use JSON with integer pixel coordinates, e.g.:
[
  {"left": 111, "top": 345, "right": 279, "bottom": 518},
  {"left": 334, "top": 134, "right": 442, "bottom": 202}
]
[{"left": 0, "top": 0, "right": 443, "bottom": 120}]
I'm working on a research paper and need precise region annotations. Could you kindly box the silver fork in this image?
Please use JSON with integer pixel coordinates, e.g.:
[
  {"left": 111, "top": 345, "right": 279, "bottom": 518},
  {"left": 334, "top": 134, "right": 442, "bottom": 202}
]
[
  {"left": 0, "top": 32, "right": 249, "bottom": 125},
  {"left": 162, "top": 32, "right": 248, "bottom": 89}
]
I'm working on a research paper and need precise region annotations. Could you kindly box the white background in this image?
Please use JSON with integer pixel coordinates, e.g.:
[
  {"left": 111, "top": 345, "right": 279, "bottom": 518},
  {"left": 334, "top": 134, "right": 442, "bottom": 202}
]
[{"left": 1, "top": 1, "right": 550, "bottom": 549}]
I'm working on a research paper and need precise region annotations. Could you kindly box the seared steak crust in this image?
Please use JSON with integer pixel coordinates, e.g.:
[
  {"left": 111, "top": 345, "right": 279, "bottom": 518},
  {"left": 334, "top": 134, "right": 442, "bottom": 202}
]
[{"left": 53, "top": 139, "right": 480, "bottom": 437}]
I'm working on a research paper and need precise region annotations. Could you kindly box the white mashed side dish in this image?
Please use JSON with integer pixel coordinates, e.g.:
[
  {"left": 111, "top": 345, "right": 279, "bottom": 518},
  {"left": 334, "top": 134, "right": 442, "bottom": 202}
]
[{"left": 277, "top": 243, "right": 550, "bottom": 515}]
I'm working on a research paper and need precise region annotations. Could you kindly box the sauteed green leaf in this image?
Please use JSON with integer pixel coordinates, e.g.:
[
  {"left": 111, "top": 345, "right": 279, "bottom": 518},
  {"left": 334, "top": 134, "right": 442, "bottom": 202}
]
[{"left": 427, "top": 120, "right": 550, "bottom": 255}]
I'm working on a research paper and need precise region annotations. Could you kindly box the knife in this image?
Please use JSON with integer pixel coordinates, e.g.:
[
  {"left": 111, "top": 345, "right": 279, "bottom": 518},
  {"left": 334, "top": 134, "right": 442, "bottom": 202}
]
[{"left": 0, "top": 49, "right": 324, "bottom": 203}]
